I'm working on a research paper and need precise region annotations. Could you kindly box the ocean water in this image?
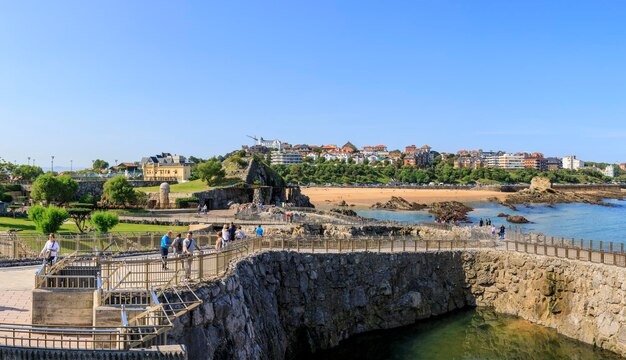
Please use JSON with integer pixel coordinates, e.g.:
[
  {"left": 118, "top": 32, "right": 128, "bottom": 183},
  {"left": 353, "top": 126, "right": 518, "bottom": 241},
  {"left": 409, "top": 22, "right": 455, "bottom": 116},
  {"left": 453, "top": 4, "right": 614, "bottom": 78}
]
[
  {"left": 357, "top": 199, "right": 626, "bottom": 243},
  {"left": 313, "top": 308, "right": 622, "bottom": 360}
]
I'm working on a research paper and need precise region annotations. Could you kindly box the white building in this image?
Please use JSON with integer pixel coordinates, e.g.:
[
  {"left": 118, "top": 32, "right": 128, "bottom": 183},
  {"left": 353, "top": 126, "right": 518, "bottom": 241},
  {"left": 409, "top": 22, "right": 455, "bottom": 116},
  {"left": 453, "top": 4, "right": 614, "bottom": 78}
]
[
  {"left": 602, "top": 166, "right": 615, "bottom": 178},
  {"left": 483, "top": 155, "right": 500, "bottom": 168},
  {"left": 562, "top": 156, "right": 584, "bottom": 170},
  {"left": 271, "top": 151, "right": 302, "bottom": 165},
  {"left": 498, "top": 154, "right": 525, "bottom": 170}
]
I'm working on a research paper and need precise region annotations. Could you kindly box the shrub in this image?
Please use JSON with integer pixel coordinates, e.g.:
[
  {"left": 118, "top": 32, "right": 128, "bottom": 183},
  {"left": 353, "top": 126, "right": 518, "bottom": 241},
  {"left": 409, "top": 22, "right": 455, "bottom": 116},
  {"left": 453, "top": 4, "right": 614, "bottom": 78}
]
[
  {"left": 79, "top": 194, "right": 97, "bottom": 205},
  {"left": 28, "top": 205, "right": 69, "bottom": 234},
  {"left": 0, "top": 193, "right": 12, "bottom": 202},
  {"left": 175, "top": 197, "right": 199, "bottom": 208},
  {"left": 102, "top": 176, "right": 136, "bottom": 205},
  {"left": 5, "top": 184, "right": 22, "bottom": 192},
  {"left": 90, "top": 211, "right": 119, "bottom": 233}
]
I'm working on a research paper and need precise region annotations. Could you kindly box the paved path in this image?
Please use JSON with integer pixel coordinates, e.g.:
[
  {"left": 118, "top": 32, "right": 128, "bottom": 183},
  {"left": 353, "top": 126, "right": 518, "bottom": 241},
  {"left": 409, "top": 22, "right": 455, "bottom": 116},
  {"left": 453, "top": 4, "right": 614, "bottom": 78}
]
[{"left": 0, "top": 265, "right": 37, "bottom": 325}]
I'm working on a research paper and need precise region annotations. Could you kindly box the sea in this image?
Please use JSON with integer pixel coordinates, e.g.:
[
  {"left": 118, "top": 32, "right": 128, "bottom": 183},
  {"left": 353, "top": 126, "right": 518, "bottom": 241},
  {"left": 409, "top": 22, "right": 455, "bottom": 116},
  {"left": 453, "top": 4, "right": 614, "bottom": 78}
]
[
  {"left": 314, "top": 308, "right": 622, "bottom": 360},
  {"left": 357, "top": 199, "right": 626, "bottom": 244}
]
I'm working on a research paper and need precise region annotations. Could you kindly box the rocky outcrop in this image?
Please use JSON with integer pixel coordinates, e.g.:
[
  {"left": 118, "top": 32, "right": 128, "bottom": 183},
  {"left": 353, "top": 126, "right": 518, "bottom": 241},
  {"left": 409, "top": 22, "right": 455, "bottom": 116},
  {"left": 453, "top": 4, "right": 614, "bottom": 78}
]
[
  {"left": 370, "top": 197, "right": 427, "bottom": 211},
  {"left": 530, "top": 177, "right": 554, "bottom": 191},
  {"left": 502, "top": 177, "right": 624, "bottom": 208},
  {"left": 428, "top": 201, "right": 473, "bottom": 222},
  {"left": 506, "top": 215, "right": 530, "bottom": 224},
  {"left": 496, "top": 213, "right": 510, "bottom": 218},
  {"left": 329, "top": 208, "right": 358, "bottom": 217}
]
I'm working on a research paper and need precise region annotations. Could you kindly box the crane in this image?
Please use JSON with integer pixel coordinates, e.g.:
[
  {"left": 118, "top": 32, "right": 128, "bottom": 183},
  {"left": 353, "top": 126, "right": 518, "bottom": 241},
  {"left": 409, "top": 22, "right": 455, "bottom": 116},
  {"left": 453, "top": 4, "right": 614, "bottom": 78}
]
[{"left": 247, "top": 135, "right": 261, "bottom": 145}]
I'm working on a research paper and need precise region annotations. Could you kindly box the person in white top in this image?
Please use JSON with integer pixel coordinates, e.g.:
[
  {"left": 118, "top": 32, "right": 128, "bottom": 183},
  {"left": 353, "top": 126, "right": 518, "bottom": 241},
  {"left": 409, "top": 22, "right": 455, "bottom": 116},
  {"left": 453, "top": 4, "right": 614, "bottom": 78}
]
[
  {"left": 40, "top": 233, "right": 60, "bottom": 266},
  {"left": 183, "top": 232, "right": 196, "bottom": 280},
  {"left": 235, "top": 226, "right": 245, "bottom": 240},
  {"left": 221, "top": 225, "right": 230, "bottom": 247}
]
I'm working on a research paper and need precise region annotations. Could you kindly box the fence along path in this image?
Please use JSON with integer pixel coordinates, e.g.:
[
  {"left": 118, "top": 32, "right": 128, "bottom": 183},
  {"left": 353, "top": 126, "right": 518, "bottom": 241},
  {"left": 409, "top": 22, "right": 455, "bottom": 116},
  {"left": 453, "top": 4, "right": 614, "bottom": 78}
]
[{"left": 4, "top": 227, "right": 626, "bottom": 351}]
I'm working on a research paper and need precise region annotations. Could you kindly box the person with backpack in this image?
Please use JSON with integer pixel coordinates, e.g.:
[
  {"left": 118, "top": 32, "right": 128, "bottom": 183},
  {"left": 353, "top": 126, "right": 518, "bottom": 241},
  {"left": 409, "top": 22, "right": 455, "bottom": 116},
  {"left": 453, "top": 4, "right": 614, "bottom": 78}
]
[
  {"left": 499, "top": 225, "right": 506, "bottom": 240},
  {"left": 183, "top": 232, "right": 196, "bottom": 280},
  {"left": 228, "top": 222, "right": 236, "bottom": 242},
  {"left": 39, "top": 233, "right": 60, "bottom": 267},
  {"left": 172, "top": 233, "right": 184, "bottom": 257}
]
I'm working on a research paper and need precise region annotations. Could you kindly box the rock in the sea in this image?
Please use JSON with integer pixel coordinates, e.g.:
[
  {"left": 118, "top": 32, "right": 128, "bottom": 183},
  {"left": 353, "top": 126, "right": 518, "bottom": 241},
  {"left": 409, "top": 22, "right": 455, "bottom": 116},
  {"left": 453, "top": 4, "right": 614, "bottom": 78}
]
[
  {"left": 497, "top": 213, "right": 510, "bottom": 218},
  {"left": 428, "top": 201, "right": 473, "bottom": 222},
  {"left": 506, "top": 215, "right": 530, "bottom": 224},
  {"left": 371, "top": 196, "right": 427, "bottom": 211},
  {"left": 330, "top": 208, "right": 358, "bottom": 217}
]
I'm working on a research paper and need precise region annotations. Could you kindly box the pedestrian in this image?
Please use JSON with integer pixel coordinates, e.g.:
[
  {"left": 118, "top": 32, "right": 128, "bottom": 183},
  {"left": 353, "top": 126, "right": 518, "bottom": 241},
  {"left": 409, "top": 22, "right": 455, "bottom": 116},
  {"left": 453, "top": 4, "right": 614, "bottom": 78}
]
[
  {"left": 479, "top": 218, "right": 484, "bottom": 227},
  {"left": 255, "top": 225, "right": 264, "bottom": 237},
  {"left": 39, "top": 233, "right": 60, "bottom": 267},
  {"left": 235, "top": 225, "right": 245, "bottom": 240},
  {"left": 215, "top": 231, "right": 223, "bottom": 250},
  {"left": 197, "top": 204, "right": 201, "bottom": 216},
  {"left": 203, "top": 204, "right": 208, "bottom": 215},
  {"left": 172, "top": 233, "right": 184, "bottom": 257},
  {"left": 222, "top": 225, "right": 230, "bottom": 247},
  {"left": 160, "top": 230, "right": 173, "bottom": 270},
  {"left": 491, "top": 225, "right": 496, "bottom": 237},
  {"left": 487, "top": 218, "right": 492, "bottom": 226},
  {"left": 285, "top": 212, "right": 290, "bottom": 223},
  {"left": 228, "top": 222, "right": 236, "bottom": 242},
  {"left": 183, "top": 232, "right": 195, "bottom": 280},
  {"left": 499, "top": 225, "right": 506, "bottom": 240}
]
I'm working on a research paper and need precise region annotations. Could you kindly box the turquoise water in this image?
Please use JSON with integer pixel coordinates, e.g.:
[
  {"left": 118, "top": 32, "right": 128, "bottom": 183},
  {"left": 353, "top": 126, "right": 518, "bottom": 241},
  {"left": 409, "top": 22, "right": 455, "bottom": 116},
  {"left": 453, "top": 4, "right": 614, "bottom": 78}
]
[
  {"left": 358, "top": 199, "right": 626, "bottom": 243},
  {"left": 315, "top": 309, "right": 623, "bottom": 360}
]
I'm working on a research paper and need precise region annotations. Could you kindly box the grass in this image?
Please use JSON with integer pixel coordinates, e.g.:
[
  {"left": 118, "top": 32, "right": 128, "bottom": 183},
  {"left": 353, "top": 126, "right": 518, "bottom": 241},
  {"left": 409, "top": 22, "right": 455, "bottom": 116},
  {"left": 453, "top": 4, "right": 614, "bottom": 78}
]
[
  {"left": 0, "top": 217, "right": 187, "bottom": 235},
  {"left": 135, "top": 177, "right": 243, "bottom": 193}
]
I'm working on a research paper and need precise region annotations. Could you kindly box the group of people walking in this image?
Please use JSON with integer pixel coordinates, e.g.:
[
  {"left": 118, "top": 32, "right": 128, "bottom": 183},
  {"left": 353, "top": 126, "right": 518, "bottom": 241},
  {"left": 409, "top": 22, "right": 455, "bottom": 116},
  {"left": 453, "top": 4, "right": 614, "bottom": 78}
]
[
  {"left": 479, "top": 218, "right": 506, "bottom": 239},
  {"left": 160, "top": 230, "right": 197, "bottom": 279},
  {"left": 215, "top": 222, "right": 246, "bottom": 250}
]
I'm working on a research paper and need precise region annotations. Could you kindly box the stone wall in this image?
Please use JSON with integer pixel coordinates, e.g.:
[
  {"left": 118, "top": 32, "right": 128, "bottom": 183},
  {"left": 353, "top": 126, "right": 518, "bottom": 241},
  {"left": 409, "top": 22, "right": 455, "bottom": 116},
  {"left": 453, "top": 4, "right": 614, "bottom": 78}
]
[
  {"left": 168, "top": 250, "right": 626, "bottom": 360},
  {"left": 75, "top": 180, "right": 176, "bottom": 201}
]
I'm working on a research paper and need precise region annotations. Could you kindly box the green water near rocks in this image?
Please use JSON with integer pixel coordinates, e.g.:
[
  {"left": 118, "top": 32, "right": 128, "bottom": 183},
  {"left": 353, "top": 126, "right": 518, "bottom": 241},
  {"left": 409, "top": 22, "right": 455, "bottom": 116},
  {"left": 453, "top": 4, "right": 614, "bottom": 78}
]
[{"left": 315, "top": 308, "right": 623, "bottom": 360}]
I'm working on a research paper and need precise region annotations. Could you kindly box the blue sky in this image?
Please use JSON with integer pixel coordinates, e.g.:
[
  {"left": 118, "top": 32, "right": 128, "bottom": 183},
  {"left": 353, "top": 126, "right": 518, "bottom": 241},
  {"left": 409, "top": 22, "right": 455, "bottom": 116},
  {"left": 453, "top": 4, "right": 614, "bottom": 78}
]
[{"left": 1, "top": 1, "right": 626, "bottom": 169}]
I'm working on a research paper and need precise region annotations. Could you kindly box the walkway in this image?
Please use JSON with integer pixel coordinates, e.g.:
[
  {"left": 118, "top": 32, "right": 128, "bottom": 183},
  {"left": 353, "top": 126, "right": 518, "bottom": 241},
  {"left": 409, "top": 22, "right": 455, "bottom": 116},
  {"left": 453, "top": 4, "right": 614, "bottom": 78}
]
[{"left": 0, "top": 265, "right": 37, "bottom": 325}]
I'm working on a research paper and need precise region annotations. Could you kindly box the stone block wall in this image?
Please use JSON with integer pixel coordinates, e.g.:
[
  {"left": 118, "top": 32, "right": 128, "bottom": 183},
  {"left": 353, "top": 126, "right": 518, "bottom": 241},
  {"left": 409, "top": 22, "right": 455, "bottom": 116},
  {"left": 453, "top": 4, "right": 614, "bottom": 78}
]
[{"left": 168, "top": 250, "right": 626, "bottom": 360}]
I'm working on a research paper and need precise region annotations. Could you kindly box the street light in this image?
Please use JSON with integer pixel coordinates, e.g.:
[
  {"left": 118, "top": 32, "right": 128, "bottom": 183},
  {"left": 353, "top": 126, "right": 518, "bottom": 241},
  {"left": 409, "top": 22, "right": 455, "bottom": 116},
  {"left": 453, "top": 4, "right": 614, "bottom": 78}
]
[
  {"left": 27, "top": 157, "right": 30, "bottom": 166},
  {"left": 70, "top": 160, "right": 73, "bottom": 172},
  {"left": 51, "top": 155, "right": 55, "bottom": 173}
]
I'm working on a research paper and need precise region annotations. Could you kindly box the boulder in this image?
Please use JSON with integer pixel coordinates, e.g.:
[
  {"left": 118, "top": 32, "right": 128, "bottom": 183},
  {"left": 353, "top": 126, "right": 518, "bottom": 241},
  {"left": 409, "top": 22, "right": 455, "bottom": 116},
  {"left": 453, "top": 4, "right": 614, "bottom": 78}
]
[
  {"left": 428, "top": 201, "right": 473, "bottom": 222},
  {"left": 506, "top": 215, "right": 530, "bottom": 224},
  {"left": 496, "top": 213, "right": 510, "bottom": 218},
  {"left": 530, "top": 177, "right": 553, "bottom": 192}
]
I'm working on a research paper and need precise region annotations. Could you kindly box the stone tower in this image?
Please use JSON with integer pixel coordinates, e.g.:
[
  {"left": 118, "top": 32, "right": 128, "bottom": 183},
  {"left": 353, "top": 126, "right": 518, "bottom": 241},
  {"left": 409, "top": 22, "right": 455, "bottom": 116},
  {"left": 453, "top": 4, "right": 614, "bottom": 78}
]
[{"left": 159, "top": 182, "right": 170, "bottom": 209}]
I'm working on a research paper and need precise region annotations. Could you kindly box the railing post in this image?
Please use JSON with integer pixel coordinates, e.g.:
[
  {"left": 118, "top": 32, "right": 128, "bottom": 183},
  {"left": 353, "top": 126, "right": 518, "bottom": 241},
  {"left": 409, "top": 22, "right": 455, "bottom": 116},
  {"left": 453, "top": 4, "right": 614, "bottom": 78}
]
[
  {"left": 311, "top": 238, "right": 315, "bottom": 253},
  {"left": 403, "top": 239, "right": 406, "bottom": 252},
  {"left": 297, "top": 238, "right": 300, "bottom": 252},
  {"left": 281, "top": 238, "right": 285, "bottom": 251},
  {"left": 378, "top": 239, "right": 381, "bottom": 253},
  {"left": 144, "top": 262, "right": 149, "bottom": 291},
  {"left": 391, "top": 239, "right": 394, "bottom": 252},
  {"left": 437, "top": 240, "right": 441, "bottom": 251},
  {"left": 425, "top": 240, "right": 429, "bottom": 252},
  {"left": 198, "top": 253, "right": 204, "bottom": 279},
  {"left": 175, "top": 258, "right": 179, "bottom": 285},
  {"left": 325, "top": 238, "right": 328, "bottom": 253},
  {"left": 351, "top": 239, "right": 355, "bottom": 252},
  {"left": 339, "top": 238, "right": 342, "bottom": 253}
]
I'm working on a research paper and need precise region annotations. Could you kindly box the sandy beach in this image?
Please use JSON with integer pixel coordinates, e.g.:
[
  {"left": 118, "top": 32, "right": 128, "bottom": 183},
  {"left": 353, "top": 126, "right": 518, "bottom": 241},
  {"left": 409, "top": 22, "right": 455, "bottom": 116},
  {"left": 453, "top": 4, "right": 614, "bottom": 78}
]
[{"left": 301, "top": 187, "right": 508, "bottom": 209}]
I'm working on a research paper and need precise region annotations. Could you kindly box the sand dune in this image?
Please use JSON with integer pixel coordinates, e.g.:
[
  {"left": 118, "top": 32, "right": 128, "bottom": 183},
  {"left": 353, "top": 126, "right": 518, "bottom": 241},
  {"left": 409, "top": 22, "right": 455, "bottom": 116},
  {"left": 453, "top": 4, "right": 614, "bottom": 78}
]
[{"left": 301, "top": 187, "right": 507, "bottom": 209}]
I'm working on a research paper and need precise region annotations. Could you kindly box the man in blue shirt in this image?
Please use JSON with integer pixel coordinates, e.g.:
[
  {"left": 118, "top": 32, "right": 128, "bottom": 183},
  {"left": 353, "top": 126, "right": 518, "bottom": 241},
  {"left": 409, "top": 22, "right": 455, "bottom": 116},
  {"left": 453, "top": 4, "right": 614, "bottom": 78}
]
[
  {"left": 255, "top": 225, "right": 264, "bottom": 237},
  {"left": 161, "top": 230, "right": 173, "bottom": 269}
]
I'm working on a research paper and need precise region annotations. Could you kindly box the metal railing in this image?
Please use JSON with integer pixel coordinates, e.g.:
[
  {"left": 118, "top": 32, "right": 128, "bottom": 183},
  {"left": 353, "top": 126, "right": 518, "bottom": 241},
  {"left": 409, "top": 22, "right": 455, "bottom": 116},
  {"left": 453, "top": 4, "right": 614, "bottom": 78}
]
[{"left": 506, "top": 227, "right": 626, "bottom": 267}]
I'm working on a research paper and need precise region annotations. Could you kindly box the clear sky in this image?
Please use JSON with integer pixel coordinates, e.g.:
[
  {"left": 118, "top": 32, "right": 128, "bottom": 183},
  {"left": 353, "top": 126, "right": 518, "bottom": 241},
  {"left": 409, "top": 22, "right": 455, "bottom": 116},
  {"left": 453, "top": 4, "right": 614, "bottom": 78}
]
[{"left": 2, "top": 1, "right": 626, "bottom": 170}]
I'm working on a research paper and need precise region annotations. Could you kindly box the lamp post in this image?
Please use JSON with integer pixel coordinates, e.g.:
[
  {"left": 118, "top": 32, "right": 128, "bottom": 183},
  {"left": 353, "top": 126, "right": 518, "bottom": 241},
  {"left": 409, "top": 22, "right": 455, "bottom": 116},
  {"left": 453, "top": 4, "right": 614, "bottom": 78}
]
[
  {"left": 27, "top": 157, "right": 30, "bottom": 166},
  {"left": 70, "top": 160, "right": 73, "bottom": 172},
  {"left": 51, "top": 156, "right": 55, "bottom": 173}
]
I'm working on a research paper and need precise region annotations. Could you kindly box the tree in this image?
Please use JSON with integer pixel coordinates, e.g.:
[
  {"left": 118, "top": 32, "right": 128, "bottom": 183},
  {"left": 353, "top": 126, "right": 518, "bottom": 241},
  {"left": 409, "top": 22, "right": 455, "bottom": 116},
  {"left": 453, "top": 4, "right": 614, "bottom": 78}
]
[
  {"left": 13, "top": 165, "right": 44, "bottom": 182},
  {"left": 92, "top": 159, "right": 109, "bottom": 171},
  {"left": 31, "top": 174, "right": 78, "bottom": 204},
  {"left": 196, "top": 160, "right": 225, "bottom": 186},
  {"left": 68, "top": 208, "right": 92, "bottom": 233},
  {"left": 102, "top": 176, "right": 136, "bottom": 205},
  {"left": 28, "top": 205, "right": 69, "bottom": 234},
  {"left": 90, "top": 211, "right": 119, "bottom": 233}
]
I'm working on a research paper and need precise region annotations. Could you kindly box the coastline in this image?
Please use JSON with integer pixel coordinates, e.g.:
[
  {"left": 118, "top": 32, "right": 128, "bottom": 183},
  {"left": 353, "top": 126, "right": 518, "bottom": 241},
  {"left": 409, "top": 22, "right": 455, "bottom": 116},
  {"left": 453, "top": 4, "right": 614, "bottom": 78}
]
[{"left": 301, "top": 187, "right": 508, "bottom": 209}]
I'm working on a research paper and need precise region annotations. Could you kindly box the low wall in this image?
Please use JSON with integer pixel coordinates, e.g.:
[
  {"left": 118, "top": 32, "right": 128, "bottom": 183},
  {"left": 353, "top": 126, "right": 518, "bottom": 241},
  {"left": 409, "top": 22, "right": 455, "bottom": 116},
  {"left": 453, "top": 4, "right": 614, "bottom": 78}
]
[
  {"left": 0, "top": 345, "right": 187, "bottom": 360},
  {"left": 32, "top": 289, "right": 94, "bottom": 326},
  {"left": 168, "top": 250, "right": 626, "bottom": 360}
]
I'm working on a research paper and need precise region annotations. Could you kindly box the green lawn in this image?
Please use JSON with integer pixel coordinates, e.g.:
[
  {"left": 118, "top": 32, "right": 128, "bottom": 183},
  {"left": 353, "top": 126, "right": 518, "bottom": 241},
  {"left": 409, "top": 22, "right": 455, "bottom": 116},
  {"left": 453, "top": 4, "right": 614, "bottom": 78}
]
[
  {"left": 0, "top": 217, "right": 187, "bottom": 235},
  {"left": 135, "top": 177, "right": 243, "bottom": 193}
]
